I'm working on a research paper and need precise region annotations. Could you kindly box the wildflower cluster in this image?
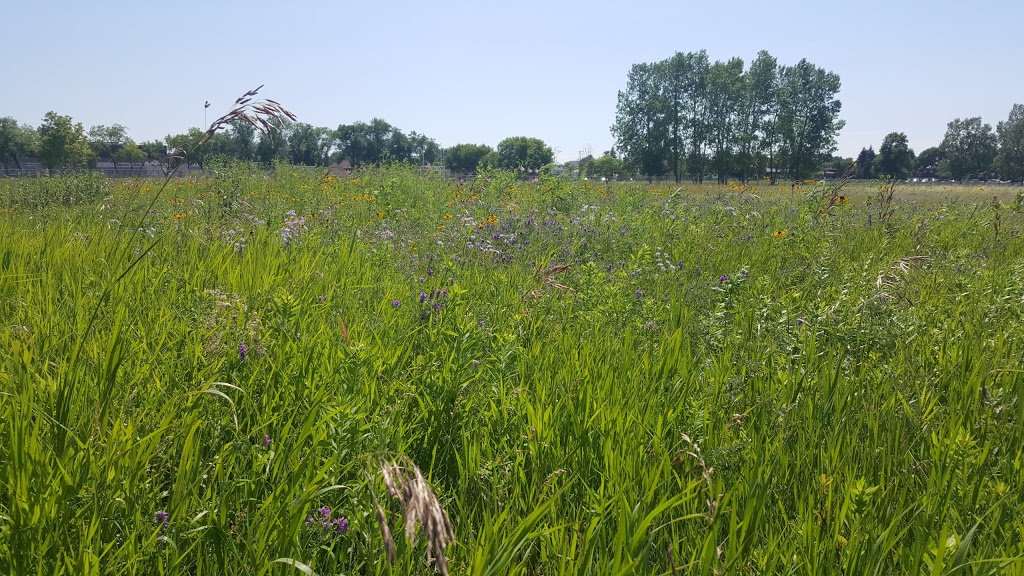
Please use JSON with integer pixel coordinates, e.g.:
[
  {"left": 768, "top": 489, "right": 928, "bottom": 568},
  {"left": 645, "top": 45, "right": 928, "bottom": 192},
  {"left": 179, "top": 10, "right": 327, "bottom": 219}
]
[
  {"left": 281, "top": 210, "right": 305, "bottom": 244},
  {"left": 221, "top": 228, "right": 247, "bottom": 252},
  {"left": 306, "top": 506, "right": 349, "bottom": 535},
  {"left": 654, "top": 247, "right": 678, "bottom": 272},
  {"left": 420, "top": 288, "right": 448, "bottom": 313}
]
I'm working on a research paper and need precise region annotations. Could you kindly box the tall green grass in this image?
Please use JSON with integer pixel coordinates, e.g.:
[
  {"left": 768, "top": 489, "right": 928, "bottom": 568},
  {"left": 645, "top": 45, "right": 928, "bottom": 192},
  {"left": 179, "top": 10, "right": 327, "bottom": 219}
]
[{"left": 1, "top": 165, "right": 1023, "bottom": 574}]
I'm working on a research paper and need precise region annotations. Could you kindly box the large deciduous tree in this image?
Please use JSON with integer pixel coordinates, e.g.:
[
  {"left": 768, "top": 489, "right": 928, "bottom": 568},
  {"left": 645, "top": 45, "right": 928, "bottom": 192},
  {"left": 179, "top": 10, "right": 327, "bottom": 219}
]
[
  {"left": 776, "top": 59, "right": 844, "bottom": 180},
  {"left": 612, "top": 62, "right": 670, "bottom": 181},
  {"left": 0, "top": 117, "right": 39, "bottom": 170},
  {"left": 493, "top": 136, "right": 553, "bottom": 172},
  {"left": 873, "top": 132, "right": 915, "bottom": 179},
  {"left": 38, "top": 112, "right": 92, "bottom": 170},
  {"left": 444, "top": 143, "right": 493, "bottom": 174},
  {"left": 613, "top": 51, "right": 842, "bottom": 182},
  {"left": 287, "top": 123, "right": 334, "bottom": 166},
  {"left": 88, "top": 124, "right": 131, "bottom": 172},
  {"left": 940, "top": 117, "right": 997, "bottom": 180},
  {"left": 995, "top": 103, "right": 1024, "bottom": 181}
]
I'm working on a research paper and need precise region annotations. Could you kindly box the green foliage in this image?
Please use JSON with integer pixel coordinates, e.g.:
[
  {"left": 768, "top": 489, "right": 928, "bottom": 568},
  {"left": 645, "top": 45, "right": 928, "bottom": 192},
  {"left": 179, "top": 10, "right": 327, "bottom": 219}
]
[
  {"left": 1, "top": 169, "right": 1024, "bottom": 574},
  {"left": 996, "top": 103, "right": 1024, "bottom": 181},
  {"left": 915, "top": 146, "right": 945, "bottom": 178},
  {"left": 588, "top": 154, "right": 623, "bottom": 180},
  {"left": 613, "top": 50, "right": 843, "bottom": 183},
  {"left": 493, "top": 136, "right": 553, "bottom": 172},
  {"left": 0, "top": 117, "right": 39, "bottom": 170},
  {"left": 940, "top": 117, "right": 998, "bottom": 180},
  {"left": 855, "top": 146, "right": 876, "bottom": 179},
  {"left": 444, "top": 143, "right": 493, "bottom": 174},
  {"left": 37, "top": 111, "right": 93, "bottom": 169},
  {"left": 334, "top": 118, "right": 439, "bottom": 167},
  {"left": 874, "top": 132, "right": 915, "bottom": 179}
]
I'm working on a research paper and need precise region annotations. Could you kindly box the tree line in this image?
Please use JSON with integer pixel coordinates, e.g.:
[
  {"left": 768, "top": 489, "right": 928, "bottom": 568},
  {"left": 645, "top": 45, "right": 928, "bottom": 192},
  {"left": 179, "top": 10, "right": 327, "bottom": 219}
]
[
  {"left": 853, "top": 105, "right": 1024, "bottom": 182},
  {"left": 611, "top": 50, "right": 844, "bottom": 183},
  {"left": 0, "top": 112, "right": 554, "bottom": 175}
]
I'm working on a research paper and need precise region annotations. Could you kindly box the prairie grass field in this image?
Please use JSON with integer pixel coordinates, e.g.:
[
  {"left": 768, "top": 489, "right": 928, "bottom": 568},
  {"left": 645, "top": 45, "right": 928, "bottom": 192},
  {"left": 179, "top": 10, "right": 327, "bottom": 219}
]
[{"left": 2, "top": 165, "right": 1024, "bottom": 575}]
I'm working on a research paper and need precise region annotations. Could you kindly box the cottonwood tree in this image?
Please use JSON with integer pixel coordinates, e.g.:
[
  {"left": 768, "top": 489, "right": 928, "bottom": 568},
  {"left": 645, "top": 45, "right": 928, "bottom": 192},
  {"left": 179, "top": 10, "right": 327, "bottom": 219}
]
[
  {"left": 0, "top": 117, "right": 39, "bottom": 171},
  {"left": 612, "top": 61, "right": 670, "bottom": 181},
  {"left": 914, "top": 146, "right": 944, "bottom": 178},
  {"left": 444, "top": 143, "right": 493, "bottom": 174},
  {"left": 940, "top": 117, "right": 997, "bottom": 180},
  {"left": 287, "top": 123, "right": 335, "bottom": 166},
  {"left": 776, "top": 59, "right": 844, "bottom": 180},
  {"left": 613, "top": 50, "right": 842, "bottom": 182},
  {"left": 494, "top": 136, "right": 553, "bottom": 172},
  {"left": 38, "top": 112, "right": 92, "bottom": 170},
  {"left": 88, "top": 124, "right": 131, "bottom": 172},
  {"left": 996, "top": 104, "right": 1024, "bottom": 181},
  {"left": 873, "top": 132, "right": 915, "bottom": 179}
]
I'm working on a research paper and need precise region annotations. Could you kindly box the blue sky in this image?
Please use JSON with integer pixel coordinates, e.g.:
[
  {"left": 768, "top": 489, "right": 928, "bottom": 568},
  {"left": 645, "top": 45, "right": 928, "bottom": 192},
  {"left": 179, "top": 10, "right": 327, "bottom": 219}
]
[{"left": 3, "top": 0, "right": 1021, "bottom": 162}]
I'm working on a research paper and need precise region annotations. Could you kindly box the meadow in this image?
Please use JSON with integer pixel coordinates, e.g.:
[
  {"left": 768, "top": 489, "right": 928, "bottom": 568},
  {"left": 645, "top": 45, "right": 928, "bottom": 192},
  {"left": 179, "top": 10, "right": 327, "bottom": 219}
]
[{"left": 1, "top": 164, "right": 1023, "bottom": 575}]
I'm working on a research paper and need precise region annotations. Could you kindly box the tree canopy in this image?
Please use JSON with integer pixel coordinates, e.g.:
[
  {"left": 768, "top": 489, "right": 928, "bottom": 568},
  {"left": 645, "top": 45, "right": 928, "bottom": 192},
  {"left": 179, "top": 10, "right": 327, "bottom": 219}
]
[
  {"left": 613, "top": 50, "right": 843, "bottom": 182},
  {"left": 940, "top": 117, "right": 997, "bottom": 180},
  {"left": 38, "top": 112, "right": 92, "bottom": 169},
  {"left": 493, "top": 137, "right": 554, "bottom": 172}
]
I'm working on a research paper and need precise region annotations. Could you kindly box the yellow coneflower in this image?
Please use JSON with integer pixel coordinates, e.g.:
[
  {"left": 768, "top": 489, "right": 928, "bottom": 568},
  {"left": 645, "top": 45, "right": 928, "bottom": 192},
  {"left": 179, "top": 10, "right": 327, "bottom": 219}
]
[
  {"left": 171, "top": 213, "right": 185, "bottom": 221},
  {"left": 375, "top": 211, "right": 383, "bottom": 219},
  {"left": 836, "top": 196, "right": 848, "bottom": 204},
  {"left": 773, "top": 229, "right": 787, "bottom": 238},
  {"left": 442, "top": 214, "right": 453, "bottom": 220}
]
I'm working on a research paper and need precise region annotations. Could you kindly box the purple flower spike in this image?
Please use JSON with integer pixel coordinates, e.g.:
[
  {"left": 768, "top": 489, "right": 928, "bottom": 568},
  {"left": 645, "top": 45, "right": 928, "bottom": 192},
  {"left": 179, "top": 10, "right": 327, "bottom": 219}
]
[
  {"left": 155, "top": 510, "right": 169, "bottom": 526},
  {"left": 420, "top": 292, "right": 427, "bottom": 303},
  {"left": 263, "top": 434, "right": 271, "bottom": 448},
  {"left": 635, "top": 289, "right": 644, "bottom": 298},
  {"left": 238, "top": 343, "right": 248, "bottom": 362}
]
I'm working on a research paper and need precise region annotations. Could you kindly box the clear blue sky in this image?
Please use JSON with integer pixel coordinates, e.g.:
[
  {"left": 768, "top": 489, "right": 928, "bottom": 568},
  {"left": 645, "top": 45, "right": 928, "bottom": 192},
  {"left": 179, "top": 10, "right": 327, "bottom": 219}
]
[{"left": 3, "top": 0, "right": 1021, "bottom": 162}]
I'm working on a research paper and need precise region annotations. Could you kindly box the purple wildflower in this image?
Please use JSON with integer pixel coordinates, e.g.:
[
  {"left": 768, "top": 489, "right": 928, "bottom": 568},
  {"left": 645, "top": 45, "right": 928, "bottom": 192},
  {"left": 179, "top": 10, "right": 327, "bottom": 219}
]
[
  {"left": 472, "top": 359, "right": 481, "bottom": 366},
  {"left": 332, "top": 516, "right": 349, "bottom": 534},
  {"left": 420, "top": 292, "right": 428, "bottom": 303},
  {"left": 318, "top": 506, "right": 331, "bottom": 518},
  {"left": 740, "top": 269, "right": 749, "bottom": 276},
  {"left": 318, "top": 294, "right": 326, "bottom": 303},
  {"left": 155, "top": 510, "right": 169, "bottom": 526},
  {"left": 635, "top": 289, "right": 644, "bottom": 298},
  {"left": 478, "top": 320, "right": 485, "bottom": 328},
  {"left": 391, "top": 299, "right": 401, "bottom": 308},
  {"left": 797, "top": 317, "right": 805, "bottom": 326},
  {"left": 719, "top": 275, "right": 729, "bottom": 286},
  {"left": 432, "top": 302, "right": 443, "bottom": 311},
  {"left": 263, "top": 434, "right": 271, "bottom": 448},
  {"left": 238, "top": 343, "right": 248, "bottom": 362}
]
